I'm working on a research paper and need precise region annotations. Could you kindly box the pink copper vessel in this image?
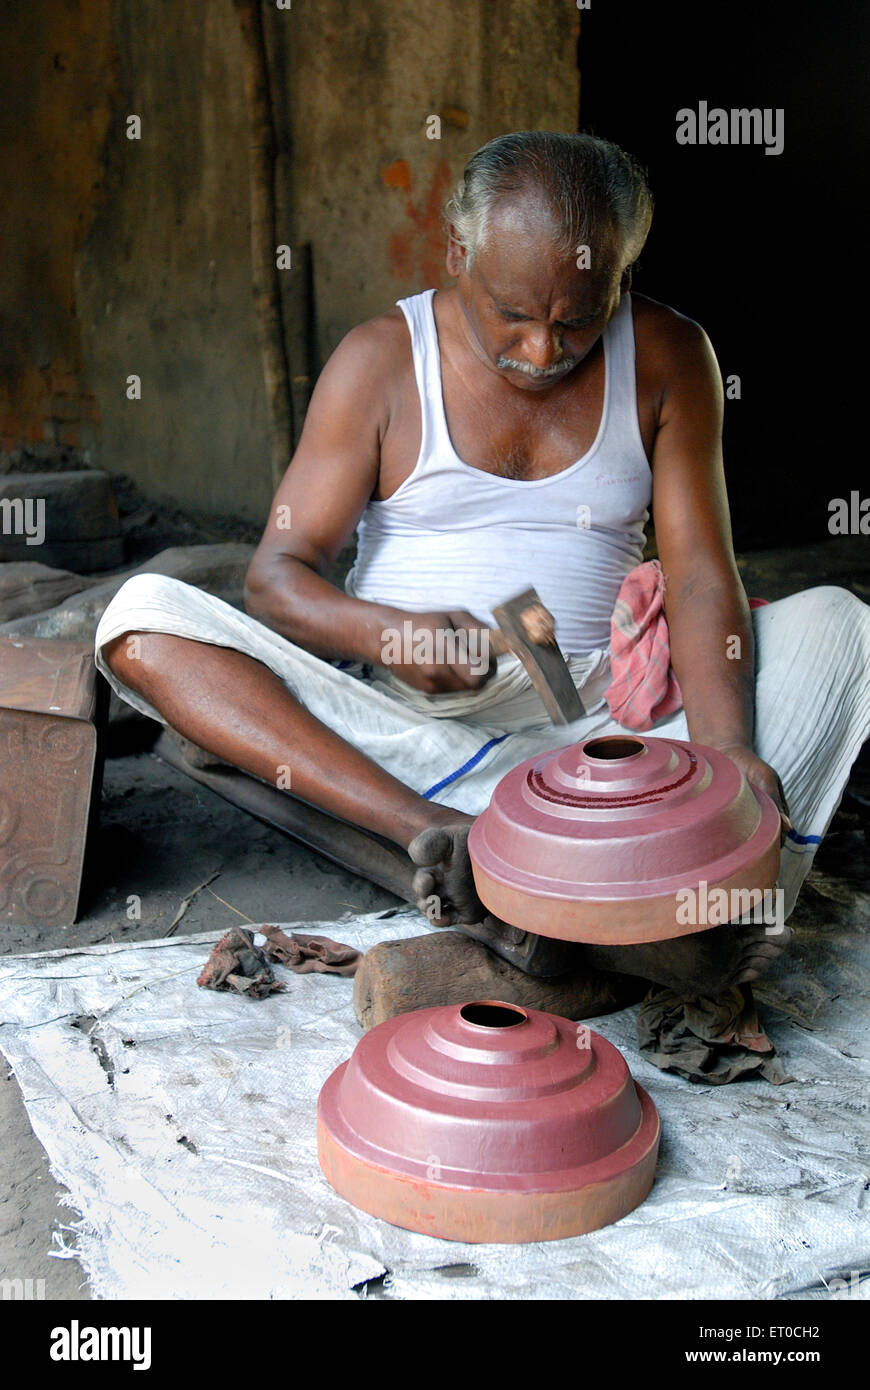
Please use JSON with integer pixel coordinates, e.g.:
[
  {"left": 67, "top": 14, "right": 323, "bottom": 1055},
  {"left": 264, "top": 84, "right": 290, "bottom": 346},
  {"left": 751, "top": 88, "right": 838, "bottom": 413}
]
[
  {"left": 467, "top": 734, "right": 781, "bottom": 944},
  {"left": 317, "top": 999, "right": 660, "bottom": 1243}
]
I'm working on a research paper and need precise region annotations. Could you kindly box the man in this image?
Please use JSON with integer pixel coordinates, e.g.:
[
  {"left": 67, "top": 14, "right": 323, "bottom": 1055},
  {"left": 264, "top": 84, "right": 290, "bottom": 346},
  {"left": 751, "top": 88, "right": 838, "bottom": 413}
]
[{"left": 96, "top": 132, "right": 870, "bottom": 997}]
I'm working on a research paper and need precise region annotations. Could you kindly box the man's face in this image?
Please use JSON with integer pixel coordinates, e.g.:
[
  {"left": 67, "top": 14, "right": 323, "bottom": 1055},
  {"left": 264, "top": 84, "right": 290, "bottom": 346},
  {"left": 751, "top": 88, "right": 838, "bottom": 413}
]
[{"left": 447, "top": 191, "right": 626, "bottom": 392}]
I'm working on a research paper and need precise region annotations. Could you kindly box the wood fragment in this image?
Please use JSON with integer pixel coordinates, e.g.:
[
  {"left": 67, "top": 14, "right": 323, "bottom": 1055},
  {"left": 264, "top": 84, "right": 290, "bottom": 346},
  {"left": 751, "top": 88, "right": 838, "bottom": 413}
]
[
  {"left": 164, "top": 870, "right": 222, "bottom": 936},
  {"left": 353, "top": 930, "right": 647, "bottom": 1031},
  {"left": 232, "top": 0, "right": 294, "bottom": 491}
]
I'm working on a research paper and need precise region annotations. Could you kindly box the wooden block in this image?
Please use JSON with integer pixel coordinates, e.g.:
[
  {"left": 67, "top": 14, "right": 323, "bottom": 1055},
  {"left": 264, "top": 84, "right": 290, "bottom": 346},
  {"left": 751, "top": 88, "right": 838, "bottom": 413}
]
[
  {"left": 353, "top": 930, "right": 647, "bottom": 1032},
  {"left": 0, "top": 636, "right": 107, "bottom": 930}
]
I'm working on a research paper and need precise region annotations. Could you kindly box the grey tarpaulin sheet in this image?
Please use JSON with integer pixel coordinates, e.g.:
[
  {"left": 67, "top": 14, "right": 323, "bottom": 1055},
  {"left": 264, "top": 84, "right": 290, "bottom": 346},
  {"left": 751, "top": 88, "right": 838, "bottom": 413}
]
[{"left": 0, "top": 903, "right": 868, "bottom": 1301}]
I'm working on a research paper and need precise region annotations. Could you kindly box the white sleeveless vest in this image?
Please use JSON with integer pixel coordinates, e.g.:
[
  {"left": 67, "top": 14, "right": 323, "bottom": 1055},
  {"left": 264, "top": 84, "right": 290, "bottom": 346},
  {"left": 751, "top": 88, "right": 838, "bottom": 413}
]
[{"left": 347, "top": 288, "right": 652, "bottom": 656}]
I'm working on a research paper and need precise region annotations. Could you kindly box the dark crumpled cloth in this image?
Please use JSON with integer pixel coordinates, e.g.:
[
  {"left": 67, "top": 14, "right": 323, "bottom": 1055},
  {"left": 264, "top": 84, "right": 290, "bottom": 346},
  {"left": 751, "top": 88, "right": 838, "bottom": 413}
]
[
  {"left": 197, "top": 925, "right": 361, "bottom": 999},
  {"left": 637, "top": 982, "right": 794, "bottom": 1085},
  {"left": 197, "top": 927, "right": 284, "bottom": 999},
  {"left": 259, "top": 925, "right": 361, "bottom": 977}
]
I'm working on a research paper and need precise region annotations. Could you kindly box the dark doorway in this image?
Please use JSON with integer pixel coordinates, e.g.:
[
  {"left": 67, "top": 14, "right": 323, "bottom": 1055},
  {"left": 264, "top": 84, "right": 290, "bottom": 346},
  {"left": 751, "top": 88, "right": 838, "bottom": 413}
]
[{"left": 579, "top": 1, "right": 868, "bottom": 548}]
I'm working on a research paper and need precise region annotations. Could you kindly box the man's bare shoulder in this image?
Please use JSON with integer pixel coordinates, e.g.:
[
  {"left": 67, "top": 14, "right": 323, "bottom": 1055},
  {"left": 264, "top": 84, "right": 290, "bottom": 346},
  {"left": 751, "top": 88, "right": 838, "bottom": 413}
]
[
  {"left": 631, "top": 292, "right": 717, "bottom": 371},
  {"left": 630, "top": 293, "right": 711, "bottom": 353},
  {"left": 308, "top": 309, "right": 411, "bottom": 441},
  {"left": 328, "top": 307, "right": 410, "bottom": 377}
]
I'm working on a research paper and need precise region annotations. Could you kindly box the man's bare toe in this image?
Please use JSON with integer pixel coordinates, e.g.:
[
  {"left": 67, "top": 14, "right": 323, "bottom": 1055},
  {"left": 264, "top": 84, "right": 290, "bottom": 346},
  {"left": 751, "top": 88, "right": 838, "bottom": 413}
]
[
  {"left": 733, "top": 924, "right": 792, "bottom": 983},
  {"left": 411, "top": 867, "right": 453, "bottom": 925},
  {"left": 407, "top": 820, "right": 482, "bottom": 926},
  {"left": 408, "top": 827, "right": 455, "bottom": 867},
  {"left": 411, "top": 867, "right": 436, "bottom": 899}
]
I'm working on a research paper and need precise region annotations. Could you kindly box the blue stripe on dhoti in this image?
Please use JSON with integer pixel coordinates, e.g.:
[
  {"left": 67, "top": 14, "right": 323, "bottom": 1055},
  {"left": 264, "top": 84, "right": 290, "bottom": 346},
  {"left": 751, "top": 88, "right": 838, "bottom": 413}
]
[{"left": 422, "top": 733, "right": 511, "bottom": 800}]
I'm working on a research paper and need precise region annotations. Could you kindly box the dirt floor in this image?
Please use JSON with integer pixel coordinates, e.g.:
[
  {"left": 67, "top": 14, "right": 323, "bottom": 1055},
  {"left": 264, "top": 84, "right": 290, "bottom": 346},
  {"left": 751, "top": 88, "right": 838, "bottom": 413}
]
[{"left": 1, "top": 511, "right": 869, "bottom": 1300}]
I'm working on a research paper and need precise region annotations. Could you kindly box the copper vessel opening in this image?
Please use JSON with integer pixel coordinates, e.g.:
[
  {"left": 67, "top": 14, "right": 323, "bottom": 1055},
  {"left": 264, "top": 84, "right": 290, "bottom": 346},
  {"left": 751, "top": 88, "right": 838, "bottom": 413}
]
[
  {"left": 583, "top": 735, "right": 646, "bottom": 760},
  {"left": 459, "top": 1001, "right": 528, "bottom": 1029}
]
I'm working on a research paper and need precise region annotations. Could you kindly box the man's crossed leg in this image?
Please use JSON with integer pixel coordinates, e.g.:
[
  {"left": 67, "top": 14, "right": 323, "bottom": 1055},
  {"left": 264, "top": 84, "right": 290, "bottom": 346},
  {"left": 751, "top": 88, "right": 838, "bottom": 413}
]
[{"left": 98, "top": 578, "right": 789, "bottom": 998}]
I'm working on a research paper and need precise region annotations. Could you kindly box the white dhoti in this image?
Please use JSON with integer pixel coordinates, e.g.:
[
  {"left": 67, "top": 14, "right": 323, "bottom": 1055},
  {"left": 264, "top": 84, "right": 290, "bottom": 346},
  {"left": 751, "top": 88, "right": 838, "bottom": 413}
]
[{"left": 95, "top": 576, "right": 870, "bottom": 919}]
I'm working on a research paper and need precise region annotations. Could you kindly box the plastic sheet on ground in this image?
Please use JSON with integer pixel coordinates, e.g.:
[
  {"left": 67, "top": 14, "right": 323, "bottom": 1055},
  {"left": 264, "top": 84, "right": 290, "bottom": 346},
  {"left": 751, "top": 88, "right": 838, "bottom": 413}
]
[{"left": 0, "top": 904, "right": 868, "bottom": 1301}]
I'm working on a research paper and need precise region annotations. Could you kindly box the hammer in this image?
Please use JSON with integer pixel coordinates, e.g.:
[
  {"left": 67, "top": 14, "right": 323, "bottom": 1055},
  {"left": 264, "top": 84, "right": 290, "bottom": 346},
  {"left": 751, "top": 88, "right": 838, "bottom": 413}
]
[{"left": 486, "top": 587, "right": 583, "bottom": 725}]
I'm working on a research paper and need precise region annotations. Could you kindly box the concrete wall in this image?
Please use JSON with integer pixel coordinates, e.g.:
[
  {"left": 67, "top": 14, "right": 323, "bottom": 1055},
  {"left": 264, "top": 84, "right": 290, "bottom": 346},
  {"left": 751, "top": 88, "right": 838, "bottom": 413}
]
[
  {"left": 279, "top": 0, "right": 580, "bottom": 362},
  {"left": 1, "top": 0, "right": 579, "bottom": 522},
  {"left": 0, "top": 1, "right": 114, "bottom": 472},
  {"left": 75, "top": 1, "right": 265, "bottom": 518}
]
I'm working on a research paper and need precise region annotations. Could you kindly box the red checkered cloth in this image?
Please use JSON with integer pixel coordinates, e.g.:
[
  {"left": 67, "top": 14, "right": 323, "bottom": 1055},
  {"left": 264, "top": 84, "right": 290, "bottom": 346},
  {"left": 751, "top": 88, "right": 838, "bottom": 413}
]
[
  {"left": 605, "top": 559, "right": 682, "bottom": 731},
  {"left": 605, "top": 562, "right": 768, "bottom": 730}
]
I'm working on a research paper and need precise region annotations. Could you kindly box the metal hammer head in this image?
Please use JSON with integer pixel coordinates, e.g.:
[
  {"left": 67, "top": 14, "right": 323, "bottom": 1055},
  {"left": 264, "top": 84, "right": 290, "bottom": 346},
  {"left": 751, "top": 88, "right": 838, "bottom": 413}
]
[{"left": 492, "top": 588, "right": 583, "bottom": 725}]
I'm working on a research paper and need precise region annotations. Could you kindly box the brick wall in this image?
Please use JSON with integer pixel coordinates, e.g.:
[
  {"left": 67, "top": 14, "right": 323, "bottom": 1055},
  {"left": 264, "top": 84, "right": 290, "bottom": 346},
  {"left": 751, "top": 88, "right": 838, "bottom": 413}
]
[{"left": 1, "top": 364, "right": 101, "bottom": 475}]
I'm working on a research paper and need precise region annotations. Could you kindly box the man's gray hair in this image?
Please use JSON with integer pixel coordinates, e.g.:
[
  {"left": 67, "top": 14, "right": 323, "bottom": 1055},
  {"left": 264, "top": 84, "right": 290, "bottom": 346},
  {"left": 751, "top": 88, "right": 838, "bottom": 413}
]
[{"left": 444, "top": 131, "right": 653, "bottom": 273}]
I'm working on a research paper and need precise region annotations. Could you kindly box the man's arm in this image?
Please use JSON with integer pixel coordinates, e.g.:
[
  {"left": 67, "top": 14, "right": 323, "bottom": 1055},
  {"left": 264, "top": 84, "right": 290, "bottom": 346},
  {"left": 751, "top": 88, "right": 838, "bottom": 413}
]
[
  {"left": 244, "top": 319, "right": 396, "bottom": 662},
  {"left": 244, "top": 318, "right": 489, "bottom": 692},
  {"left": 649, "top": 307, "right": 790, "bottom": 829}
]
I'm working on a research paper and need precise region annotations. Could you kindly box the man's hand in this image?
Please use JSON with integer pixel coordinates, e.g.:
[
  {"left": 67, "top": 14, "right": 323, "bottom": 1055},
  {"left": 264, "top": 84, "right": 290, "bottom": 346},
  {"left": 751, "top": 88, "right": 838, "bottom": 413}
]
[
  {"left": 382, "top": 598, "right": 559, "bottom": 695},
  {"left": 381, "top": 609, "right": 497, "bottom": 694},
  {"left": 714, "top": 742, "right": 792, "bottom": 843}
]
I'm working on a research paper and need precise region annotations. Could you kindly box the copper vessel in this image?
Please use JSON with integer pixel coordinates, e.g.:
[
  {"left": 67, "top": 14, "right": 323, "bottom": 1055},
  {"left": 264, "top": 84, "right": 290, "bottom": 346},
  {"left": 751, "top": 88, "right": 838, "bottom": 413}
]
[
  {"left": 318, "top": 999, "right": 660, "bottom": 1243},
  {"left": 468, "top": 734, "right": 781, "bottom": 944}
]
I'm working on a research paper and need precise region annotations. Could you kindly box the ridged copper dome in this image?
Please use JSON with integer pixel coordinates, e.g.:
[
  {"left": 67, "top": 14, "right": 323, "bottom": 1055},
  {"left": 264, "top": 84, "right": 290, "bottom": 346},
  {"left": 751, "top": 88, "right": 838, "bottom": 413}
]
[
  {"left": 318, "top": 1000, "right": 660, "bottom": 1243},
  {"left": 468, "top": 735, "right": 781, "bottom": 943}
]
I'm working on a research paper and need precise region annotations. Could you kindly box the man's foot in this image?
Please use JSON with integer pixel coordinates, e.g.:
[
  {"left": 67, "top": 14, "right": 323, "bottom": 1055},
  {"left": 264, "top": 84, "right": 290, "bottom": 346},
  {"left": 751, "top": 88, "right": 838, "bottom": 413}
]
[
  {"left": 407, "top": 819, "right": 482, "bottom": 926},
  {"left": 407, "top": 819, "right": 583, "bottom": 978},
  {"left": 406, "top": 818, "right": 790, "bottom": 992},
  {"left": 583, "top": 917, "right": 793, "bottom": 997}
]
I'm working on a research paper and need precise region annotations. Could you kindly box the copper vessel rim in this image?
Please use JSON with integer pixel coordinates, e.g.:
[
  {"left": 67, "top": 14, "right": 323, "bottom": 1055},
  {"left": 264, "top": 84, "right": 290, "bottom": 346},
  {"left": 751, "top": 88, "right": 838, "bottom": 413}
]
[
  {"left": 582, "top": 735, "right": 647, "bottom": 760},
  {"left": 471, "top": 835, "right": 782, "bottom": 943},
  {"left": 457, "top": 1000, "right": 529, "bottom": 1030}
]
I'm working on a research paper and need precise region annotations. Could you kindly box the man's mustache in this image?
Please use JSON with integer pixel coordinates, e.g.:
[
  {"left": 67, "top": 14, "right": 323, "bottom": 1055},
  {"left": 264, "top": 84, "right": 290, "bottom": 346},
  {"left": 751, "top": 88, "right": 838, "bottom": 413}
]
[{"left": 497, "top": 355, "right": 577, "bottom": 379}]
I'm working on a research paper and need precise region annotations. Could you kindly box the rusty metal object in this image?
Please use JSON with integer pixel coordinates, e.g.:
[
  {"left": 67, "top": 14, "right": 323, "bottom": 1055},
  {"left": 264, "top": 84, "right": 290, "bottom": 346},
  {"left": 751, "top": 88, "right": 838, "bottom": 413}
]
[
  {"left": 318, "top": 999, "right": 660, "bottom": 1242},
  {"left": 0, "top": 636, "right": 107, "bottom": 929},
  {"left": 490, "top": 587, "right": 583, "bottom": 725},
  {"left": 468, "top": 734, "right": 782, "bottom": 944}
]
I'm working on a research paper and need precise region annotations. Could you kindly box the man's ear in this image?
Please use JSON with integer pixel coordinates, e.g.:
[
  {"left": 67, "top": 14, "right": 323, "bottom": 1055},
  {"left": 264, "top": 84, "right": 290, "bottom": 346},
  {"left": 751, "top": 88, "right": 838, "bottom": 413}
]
[{"left": 445, "top": 226, "right": 468, "bottom": 278}]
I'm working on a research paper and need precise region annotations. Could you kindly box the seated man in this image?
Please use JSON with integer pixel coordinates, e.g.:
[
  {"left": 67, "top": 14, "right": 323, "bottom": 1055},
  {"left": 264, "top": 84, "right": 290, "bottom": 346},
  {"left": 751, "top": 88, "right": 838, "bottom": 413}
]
[{"left": 95, "top": 131, "right": 870, "bottom": 998}]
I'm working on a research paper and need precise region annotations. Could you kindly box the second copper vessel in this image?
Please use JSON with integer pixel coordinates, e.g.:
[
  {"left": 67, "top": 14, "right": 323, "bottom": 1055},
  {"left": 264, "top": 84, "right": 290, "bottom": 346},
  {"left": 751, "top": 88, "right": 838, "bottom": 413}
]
[{"left": 318, "top": 999, "right": 660, "bottom": 1243}]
